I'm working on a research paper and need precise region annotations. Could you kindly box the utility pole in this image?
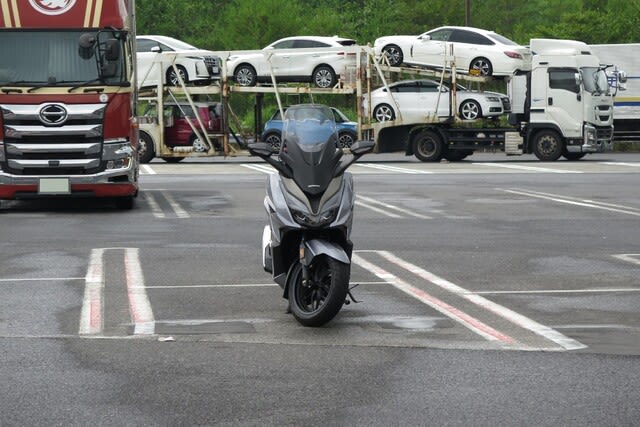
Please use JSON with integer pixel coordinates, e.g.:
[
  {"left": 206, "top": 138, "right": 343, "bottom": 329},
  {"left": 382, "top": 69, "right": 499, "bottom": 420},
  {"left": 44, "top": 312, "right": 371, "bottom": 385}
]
[{"left": 465, "top": 0, "right": 471, "bottom": 26}]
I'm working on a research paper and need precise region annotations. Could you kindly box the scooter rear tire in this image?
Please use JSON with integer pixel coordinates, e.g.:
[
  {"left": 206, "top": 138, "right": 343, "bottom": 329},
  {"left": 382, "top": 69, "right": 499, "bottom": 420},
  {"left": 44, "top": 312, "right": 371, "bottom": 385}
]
[{"left": 288, "top": 255, "right": 349, "bottom": 327}]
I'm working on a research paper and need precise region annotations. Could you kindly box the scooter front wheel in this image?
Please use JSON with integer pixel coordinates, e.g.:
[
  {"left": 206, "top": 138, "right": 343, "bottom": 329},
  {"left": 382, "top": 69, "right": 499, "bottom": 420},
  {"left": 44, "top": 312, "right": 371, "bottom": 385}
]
[{"left": 288, "top": 255, "right": 349, "bottom": 327}]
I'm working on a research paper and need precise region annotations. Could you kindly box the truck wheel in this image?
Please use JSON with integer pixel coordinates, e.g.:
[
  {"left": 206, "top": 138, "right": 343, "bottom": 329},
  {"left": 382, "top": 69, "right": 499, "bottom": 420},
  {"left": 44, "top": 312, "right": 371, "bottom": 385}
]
[
  {"left": 413, "top": 130, "right": 443, "bottom": 162},
  {"left": 562, "top": 151, "right": 586, "bottom": 161},
  {"left": 532, "top": 130, "right": 563, "bottom": 161},
  {"left": 115, "top": 196, "right": 135, "bottom": 210},
  {"left": 162, "top": 157, "right": 184, "bottom": 163},
  {"left": 138, "top": 132, "right": 155, "bottom": 163}
]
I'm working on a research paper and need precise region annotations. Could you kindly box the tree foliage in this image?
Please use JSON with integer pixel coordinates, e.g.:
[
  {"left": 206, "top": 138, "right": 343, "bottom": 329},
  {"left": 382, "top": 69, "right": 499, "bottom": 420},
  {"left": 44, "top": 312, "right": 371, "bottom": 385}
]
[{"left": 136, "top": 0, "right": 640, "bottom": 48}]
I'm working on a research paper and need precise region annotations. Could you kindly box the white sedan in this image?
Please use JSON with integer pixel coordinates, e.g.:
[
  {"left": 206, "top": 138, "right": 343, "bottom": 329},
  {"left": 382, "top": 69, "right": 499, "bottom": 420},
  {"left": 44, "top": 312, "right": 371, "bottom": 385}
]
[
  {"left": 226, "top": 36, "right": 357, "bottom": 88},
  {"left": 374, "top": 26, "right": 531, "bottom": 77},
  {"left": 363, "top": 79, "right": 510, "bottom": 123},
  {"left": 136, "top": 35, "right": 221, "bottom": 88}
]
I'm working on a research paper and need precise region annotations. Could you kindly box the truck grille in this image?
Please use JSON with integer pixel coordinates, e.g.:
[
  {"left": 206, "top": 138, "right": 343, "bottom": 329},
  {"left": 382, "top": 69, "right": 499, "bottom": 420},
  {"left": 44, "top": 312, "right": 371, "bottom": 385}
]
[{"left": 1, "top": 103, "right": 105, "bottom": 176}]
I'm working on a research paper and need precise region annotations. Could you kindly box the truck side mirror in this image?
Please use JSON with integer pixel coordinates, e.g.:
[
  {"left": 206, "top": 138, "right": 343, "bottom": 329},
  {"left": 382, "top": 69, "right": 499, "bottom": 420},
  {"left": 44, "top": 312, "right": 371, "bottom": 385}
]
[
  {"left": 78, "top": 33, "right": 96, "bottom": 59},
  {"left": 104, "top": 39, "right": 121, "bottom": 61}
]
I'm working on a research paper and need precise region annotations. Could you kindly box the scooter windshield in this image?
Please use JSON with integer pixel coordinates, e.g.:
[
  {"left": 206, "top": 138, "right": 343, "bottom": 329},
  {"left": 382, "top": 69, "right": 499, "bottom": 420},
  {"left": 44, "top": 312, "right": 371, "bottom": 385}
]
[{"left": 280, "top": 105, "right": 343, "bottom": 195}]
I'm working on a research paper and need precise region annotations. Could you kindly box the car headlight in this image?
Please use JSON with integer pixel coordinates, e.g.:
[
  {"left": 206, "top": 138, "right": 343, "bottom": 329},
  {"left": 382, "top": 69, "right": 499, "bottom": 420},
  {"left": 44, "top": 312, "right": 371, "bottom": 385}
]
[{"left": 487, "top": 96, "right": 500, "bottom": 102}]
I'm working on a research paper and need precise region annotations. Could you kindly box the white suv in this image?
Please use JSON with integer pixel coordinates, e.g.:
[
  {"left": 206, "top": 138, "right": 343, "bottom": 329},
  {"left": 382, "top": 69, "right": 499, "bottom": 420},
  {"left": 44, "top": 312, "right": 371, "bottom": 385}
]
[{"left": 226, "top": 36, "right": 357, "bottom": 88}]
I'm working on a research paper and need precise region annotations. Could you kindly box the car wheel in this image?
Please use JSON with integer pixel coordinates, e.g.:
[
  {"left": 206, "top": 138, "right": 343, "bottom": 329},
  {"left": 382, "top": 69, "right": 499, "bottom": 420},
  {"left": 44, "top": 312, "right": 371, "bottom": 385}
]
[
  {"left": 532, "top": 130, "right": 563, "bottom": 161},
  {"left": 459, "top": 99, "right": 482, "bottom": 120},
  {"left": 167, "top": 65, "right": 188, "bottom": 86},
  {"left": 337, "top": 131, "right": 356, "bottom": 149},
  {"left": 234, "top": 64, "right": 257, "bottom": 86},
  {"left": 138, "top": 131, "right": 155, "bottom": 164},
  {"left": 381, "top": 44, "right": 403, "bottom": 66},
  {"left": 312, "top": 65, "right": 336, "bottom": 88},
  {"left": 263, "top": 132, "right": 281, "bottom": 151},
  {"left": 373, "top": 104, "right": 395, "bottom": 122},
  {"left": 469, "top": 57, "right": 493, "bottom": 76},
  {"left": 190, "top": 134, "right": 209, "bottom": 153}
]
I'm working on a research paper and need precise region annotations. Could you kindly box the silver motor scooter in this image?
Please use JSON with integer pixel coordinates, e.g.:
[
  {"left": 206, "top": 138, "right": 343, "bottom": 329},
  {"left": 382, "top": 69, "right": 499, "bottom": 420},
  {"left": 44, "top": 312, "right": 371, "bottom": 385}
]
[{"left": 248, "top": 104, "right": 374, "bottom": 326}]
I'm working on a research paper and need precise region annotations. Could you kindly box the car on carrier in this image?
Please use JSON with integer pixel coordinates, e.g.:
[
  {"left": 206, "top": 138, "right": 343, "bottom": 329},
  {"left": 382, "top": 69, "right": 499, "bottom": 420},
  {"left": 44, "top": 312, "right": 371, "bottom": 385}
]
[
  {"left": 363, "top": 79, "right": 509, "bottom": 123},
  {"left": 261, "top": 106, "right": 357, "bottom": 150},
  {"left": 136, "top": 35, "right": 221, "bottom": 87},
  {"left": 374, "top": 26, "right": 531, "bottom": 77},
  {"left": 138, "top": 101, "right": 223, "bottom": 163},
  {"left": 227, "top": 36, "right": 357, "bottom": 88}
]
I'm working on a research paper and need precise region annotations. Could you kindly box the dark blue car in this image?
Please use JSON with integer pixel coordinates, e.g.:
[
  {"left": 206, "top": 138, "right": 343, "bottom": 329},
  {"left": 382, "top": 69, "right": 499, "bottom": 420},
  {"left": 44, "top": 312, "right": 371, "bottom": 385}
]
[{"left": 261, "top": 106, "right": 357, "bottom": 150}]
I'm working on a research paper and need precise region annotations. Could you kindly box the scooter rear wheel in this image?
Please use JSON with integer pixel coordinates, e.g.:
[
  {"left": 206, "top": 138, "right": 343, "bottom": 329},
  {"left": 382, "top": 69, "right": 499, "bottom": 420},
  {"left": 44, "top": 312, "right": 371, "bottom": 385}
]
[{"left": 288, "top": 255, "right": 349, "bottom": 327}]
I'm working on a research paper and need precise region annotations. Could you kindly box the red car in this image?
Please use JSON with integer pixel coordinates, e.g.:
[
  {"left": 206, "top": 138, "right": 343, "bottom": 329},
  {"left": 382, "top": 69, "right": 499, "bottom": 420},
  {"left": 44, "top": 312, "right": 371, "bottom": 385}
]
[{"left": 139, "top": 101, "right": 223, "bottom": 163}]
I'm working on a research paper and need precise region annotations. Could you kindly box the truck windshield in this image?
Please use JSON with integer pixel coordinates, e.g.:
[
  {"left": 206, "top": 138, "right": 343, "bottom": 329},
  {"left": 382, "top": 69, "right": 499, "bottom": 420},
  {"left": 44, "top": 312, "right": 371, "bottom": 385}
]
[
  {"left": 581, "top": 67, "right": 610, "bottom": 96},
  {"left": 0, "top": 30, "right": 127, "bottom": 86}
]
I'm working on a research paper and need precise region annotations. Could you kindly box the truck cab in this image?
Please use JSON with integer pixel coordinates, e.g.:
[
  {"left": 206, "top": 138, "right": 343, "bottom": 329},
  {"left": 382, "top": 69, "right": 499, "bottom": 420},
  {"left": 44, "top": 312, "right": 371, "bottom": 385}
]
[{"left": 511, "top": 39, "right": 614, "bottom": 160}]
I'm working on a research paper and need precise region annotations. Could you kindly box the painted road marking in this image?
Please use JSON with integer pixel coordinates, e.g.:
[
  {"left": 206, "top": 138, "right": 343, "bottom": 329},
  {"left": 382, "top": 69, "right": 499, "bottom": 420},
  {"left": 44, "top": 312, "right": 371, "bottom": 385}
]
[
  {"left": 144, "top": 191, "right": 190, "bottom": 219},
  {"left": 498, "top": 188, "right": 640, "bottom": 217},
  {"left": 475, "top": 162, "right": 583, "bottom": 173},
  {"left": 241, "top": 163, "right": 276, "bottom": 174},
  {"left": 358, "top": 163, "right": 434, "bottom": 174},
  {"left": 612, "top": 253, "right": 640, "bottom": 266},
  {"left": 356, "top": 194, "right": 432, "bottom": 219},
  {"left": 79, "top": 248, "right": 155, "bottom": 336},
  {"left": 600, "top": 162, "right": 640, "bottom": 168},
  {"left": 352, "top": 252, "right": 519, "bottom": 348},
  {"left": 355, "top": 200, "right": 402, "bottom": 218},
  {"left": 140, "top": 164, "right": 157, "bottom": 175}
]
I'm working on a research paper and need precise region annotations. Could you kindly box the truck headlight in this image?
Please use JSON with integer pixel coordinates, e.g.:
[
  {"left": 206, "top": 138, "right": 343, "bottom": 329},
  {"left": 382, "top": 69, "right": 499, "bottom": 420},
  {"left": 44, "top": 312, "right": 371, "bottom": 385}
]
[
  {"left": 103, "top": 139, "right": 133, "bottom": 170},
  {"left": 584, "top": 124, "right": 597, "bottom": 146}
]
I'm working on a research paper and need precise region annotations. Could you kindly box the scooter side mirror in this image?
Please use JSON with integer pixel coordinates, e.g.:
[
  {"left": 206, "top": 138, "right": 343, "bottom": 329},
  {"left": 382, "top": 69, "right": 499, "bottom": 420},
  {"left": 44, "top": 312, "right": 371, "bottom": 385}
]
[
  {"left": 349, "top": 140, "right": 375, "bottom": 156},
  {"left": 248, "top": 142, "right": 273, "bottom": 157}
]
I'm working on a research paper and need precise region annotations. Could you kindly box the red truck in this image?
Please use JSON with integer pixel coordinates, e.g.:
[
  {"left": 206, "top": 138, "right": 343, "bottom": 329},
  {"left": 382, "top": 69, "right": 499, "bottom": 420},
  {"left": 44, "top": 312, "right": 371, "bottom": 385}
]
[{"left": 0, "top": 0, "right": 139, "bottom": 208}]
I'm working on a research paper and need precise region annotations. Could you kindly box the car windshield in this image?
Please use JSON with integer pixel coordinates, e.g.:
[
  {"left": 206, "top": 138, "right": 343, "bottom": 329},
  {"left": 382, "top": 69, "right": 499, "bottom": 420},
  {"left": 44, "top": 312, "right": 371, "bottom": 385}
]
[
  {"left": 282, "top": 105, "right": 338, "bottom": 153},
  {"left": 581, "top": 67, "right": 610, "bottom": 96}
]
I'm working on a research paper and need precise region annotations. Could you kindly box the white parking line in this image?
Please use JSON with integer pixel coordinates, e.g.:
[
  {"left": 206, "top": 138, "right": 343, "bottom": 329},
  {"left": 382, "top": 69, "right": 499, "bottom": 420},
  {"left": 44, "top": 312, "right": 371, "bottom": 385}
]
[
  {"left": 79, "top": 248, "right": 155, "bottom": 336},
  {"left": 140, "top": 164, "right": 157, "bottom": 175},
  {"left": 144, "top": 192, "right": 165, "bottom": 218},
  {"left": 599, "top": 162, "right": 640, "bottom": 167},
  {"left": 242, "top": 164, "right": 276, "bottom": 174},
  {"left": 163, "top": 192, "right": 190, "bottom": 218},
  {"left": 358, "top": 163, "right": 434, "bottom": 174},
  {"left": 355, "top": 200, "right": 402, "bottom": 218},
  {"left": 352, "top": 253, "right": 519, "bottom": 347},
  {"left": 498, "top": 188, "right": 640, "bottom": 217},
  {"left": 476, "top": 162, "right": 583, "bottom": 173},
  {"left": 356, "top": 195, "right": 432, "bottom": 219},
  {"left": 612, "top": 253, "right": 640, "bottom": 266}
]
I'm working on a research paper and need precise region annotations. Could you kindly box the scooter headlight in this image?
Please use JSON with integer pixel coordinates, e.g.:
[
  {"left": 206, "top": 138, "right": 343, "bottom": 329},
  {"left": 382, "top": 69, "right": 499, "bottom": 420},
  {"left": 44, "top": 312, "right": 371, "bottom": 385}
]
[{"left": 291, "top": 208, "right": 338, "bottom": 227}]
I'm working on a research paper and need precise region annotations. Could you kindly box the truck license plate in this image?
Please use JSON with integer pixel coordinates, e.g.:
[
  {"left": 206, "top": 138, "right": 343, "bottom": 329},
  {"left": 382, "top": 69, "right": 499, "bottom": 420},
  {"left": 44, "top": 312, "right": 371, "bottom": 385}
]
[{"left": 38, "top": 178, "right": 70, "bottom": 194}]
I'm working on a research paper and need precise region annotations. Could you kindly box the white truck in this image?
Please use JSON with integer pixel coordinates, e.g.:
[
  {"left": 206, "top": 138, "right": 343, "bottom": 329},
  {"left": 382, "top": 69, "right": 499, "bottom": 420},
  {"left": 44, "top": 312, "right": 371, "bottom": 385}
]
[
  {"left": 589, "top": 43, "right": 639, "bottom": 141},
  {"left": 369, "top": 38, "right": 616, "bottom": 161}
]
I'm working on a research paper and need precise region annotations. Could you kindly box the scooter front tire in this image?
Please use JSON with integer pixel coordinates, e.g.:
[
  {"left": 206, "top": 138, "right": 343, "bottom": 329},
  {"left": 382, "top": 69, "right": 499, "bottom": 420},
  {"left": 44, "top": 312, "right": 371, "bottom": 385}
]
[{"left": 288, "top": 255, "right": 349, "bottom": 327}]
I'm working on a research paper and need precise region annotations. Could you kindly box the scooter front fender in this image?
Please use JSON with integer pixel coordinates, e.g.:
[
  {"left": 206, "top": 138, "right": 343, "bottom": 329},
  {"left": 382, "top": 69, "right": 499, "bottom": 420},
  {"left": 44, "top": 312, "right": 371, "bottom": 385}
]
[{"left": 303, "top": 239, "right": 350, "bottom": 266}]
